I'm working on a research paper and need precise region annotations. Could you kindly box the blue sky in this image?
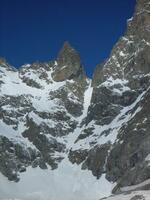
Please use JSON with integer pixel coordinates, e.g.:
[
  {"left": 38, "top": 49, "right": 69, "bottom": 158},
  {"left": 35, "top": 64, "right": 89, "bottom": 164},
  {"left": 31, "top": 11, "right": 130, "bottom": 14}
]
[{"left": 0, "top": 0, "right": 136, "bottom": 77}]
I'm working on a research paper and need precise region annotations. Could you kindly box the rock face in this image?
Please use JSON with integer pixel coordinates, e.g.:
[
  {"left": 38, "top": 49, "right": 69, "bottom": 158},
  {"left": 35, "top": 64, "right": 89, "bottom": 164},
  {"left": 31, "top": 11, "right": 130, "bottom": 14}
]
[
  {"left": 90, "top": 0, "right": 150, "bottom": 188},
  {"left": 52, "top": 41, "right": 85, "bottom": 82},
  {"left": 0, "top": 0, "right": 150, "bottom": 199},
  {"left": 0, "top": 46, "right": 89, "bottom": 182}
]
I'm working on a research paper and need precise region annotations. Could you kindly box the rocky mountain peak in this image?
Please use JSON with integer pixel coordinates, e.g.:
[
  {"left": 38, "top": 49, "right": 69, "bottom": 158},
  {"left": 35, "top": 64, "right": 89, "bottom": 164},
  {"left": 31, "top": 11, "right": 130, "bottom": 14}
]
[
  {"left": 52, "top": 41, "right": 85, "bottom": 82},
  {"left": 127, "top": 0, "right": 150, "bottom": 39},
  {"left": 57, "top": 41, "right": 80, "bottom": 63},
  {"left": 0, "top": 58, "right": 16, "bottom": 72},
  {"left": 92, "top": 0, "right": 150, "bottom": 89},
  {"left": 135, "top": 0, "right": 150, "bottom": 13},
  {"left": 58, "top": 41, "right": 74, "bottom": 52}
]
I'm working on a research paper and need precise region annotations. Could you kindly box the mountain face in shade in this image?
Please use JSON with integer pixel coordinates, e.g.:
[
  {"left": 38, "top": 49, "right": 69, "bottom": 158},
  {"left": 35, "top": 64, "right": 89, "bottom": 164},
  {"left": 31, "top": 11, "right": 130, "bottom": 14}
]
[{"left": 0, "top": 0, "right": 150, "bottom": 200}]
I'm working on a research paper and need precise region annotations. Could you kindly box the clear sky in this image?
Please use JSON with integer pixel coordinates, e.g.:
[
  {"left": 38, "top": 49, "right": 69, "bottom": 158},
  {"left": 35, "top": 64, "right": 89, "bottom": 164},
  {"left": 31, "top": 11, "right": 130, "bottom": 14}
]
[{"left": 0, "top": 0, "right": 136, "bottom": 77}]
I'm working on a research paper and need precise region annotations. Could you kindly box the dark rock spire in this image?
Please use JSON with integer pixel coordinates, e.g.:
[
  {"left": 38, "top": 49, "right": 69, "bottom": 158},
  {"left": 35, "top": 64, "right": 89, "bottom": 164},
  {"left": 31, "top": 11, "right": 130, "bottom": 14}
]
[{"left": 52, "top": 41, "right": 84, "bottom": 82}]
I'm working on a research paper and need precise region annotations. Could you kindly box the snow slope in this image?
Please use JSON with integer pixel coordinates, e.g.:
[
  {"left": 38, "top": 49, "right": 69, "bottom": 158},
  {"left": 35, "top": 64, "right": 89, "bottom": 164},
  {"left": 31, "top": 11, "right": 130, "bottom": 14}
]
[
  {"left": 0, "top": 158, "right": 114, "bottom": 200},
  {"left": 0, "top": 63, "right": 114, "bottom": 200},
  {"left": 0, "top": 63, "right": 149, "bottom": 200},
  {"left": 101, "top": 190, "right": 150, "bottom": 200}
]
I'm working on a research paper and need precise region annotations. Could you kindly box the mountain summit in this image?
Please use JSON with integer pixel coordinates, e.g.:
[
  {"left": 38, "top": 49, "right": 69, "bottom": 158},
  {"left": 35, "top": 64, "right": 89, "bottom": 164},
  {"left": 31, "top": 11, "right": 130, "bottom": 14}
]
[
  {"left": 0, "top": 0, "right": 150, "bottom": 200},
  {"left": 52, "top": 41, "right": 85, "bottom": 81}
]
